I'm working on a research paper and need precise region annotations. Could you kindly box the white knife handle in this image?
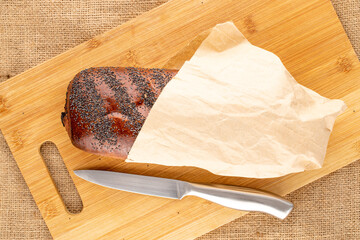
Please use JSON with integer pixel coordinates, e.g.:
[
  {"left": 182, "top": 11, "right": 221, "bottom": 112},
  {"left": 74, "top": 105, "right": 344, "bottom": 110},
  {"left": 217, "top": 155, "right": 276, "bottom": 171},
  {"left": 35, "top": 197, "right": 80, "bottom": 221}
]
[{"left": 183, "top": 183, "right": 293, "bottom": 219}]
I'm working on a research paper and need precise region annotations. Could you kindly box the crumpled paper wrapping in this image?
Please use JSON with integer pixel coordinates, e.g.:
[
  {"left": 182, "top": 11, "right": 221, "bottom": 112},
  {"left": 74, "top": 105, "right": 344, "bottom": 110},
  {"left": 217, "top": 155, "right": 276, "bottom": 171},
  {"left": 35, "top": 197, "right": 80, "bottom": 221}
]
[{"left": 126, "top": 22, "right": 346, "bottom": 178}]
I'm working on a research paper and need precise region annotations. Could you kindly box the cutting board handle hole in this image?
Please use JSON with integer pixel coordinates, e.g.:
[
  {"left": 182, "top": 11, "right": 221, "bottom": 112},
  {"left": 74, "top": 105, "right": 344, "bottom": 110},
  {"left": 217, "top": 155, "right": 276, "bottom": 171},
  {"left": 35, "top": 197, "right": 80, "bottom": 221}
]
[{"left": 40, "top": 141, "right": 83, "bottom": 214}]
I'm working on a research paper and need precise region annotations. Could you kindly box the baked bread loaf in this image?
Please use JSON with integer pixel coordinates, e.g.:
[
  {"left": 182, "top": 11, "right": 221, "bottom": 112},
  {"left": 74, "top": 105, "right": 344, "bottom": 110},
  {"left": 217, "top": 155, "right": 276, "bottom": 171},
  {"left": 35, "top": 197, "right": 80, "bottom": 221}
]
[{"left": 61, "top": 67, "right": 177, "bottom": 159}]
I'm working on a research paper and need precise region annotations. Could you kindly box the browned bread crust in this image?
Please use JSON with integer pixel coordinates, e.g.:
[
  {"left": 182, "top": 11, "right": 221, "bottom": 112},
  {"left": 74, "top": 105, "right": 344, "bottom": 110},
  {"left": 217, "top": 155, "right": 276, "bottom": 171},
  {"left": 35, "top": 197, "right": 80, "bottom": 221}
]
[{"left": 61, "top": 67, "right": 177, "bottom": 159}]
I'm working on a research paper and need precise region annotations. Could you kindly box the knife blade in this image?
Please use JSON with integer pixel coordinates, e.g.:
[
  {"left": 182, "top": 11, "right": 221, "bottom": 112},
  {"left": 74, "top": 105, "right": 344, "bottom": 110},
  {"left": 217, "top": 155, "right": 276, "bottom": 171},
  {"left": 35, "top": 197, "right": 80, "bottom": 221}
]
[{"left": 74, "top": 170, "right": 293, "bottom": 219}]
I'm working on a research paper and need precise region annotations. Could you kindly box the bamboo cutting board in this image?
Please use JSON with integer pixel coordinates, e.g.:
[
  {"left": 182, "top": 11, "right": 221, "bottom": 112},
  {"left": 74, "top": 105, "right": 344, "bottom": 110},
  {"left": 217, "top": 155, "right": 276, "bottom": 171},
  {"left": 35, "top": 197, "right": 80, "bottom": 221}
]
[{"left": 0, "top": 0, "right": 360, "bottom": 239}]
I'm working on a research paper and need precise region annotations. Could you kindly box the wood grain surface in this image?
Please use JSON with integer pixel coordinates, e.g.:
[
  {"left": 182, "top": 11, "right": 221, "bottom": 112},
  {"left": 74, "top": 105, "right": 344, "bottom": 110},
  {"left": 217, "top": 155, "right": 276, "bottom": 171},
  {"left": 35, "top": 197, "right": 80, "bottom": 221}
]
[{"left": 0, "top": 0, "right": 359, "bottom": 239}]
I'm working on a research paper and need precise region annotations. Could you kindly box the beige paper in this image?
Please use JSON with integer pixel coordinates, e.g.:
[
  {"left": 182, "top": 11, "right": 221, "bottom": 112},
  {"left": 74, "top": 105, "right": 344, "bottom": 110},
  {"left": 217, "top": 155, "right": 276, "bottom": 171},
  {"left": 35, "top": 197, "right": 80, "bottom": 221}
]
[{"left": 126, "top": 22, "right": 346, "bottom": 178}]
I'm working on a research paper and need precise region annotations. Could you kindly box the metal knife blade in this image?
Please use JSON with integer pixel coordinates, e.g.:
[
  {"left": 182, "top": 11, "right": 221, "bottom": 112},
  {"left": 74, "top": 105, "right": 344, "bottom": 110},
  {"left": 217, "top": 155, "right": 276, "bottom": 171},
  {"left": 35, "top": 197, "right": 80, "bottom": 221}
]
[
  {"left": 74, "top": 170, "right": 185, "bottom": 199},
  {"left": 74, "top": 170, "right": 293, "bottom": 219}
]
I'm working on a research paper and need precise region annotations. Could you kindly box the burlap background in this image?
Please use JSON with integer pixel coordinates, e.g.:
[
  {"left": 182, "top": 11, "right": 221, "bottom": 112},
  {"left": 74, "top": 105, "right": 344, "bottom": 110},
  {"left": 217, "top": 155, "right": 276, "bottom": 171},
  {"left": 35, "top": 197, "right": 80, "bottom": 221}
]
[{"left": 0, "top": 0, "right": 359, "bottom": 239}]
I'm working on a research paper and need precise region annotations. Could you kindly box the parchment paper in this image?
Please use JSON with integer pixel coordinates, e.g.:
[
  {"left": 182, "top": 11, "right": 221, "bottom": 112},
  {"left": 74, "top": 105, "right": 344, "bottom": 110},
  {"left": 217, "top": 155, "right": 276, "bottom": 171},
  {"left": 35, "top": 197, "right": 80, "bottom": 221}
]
[{"left": 126, "top": 22, "right": 346, "bottom": 178}]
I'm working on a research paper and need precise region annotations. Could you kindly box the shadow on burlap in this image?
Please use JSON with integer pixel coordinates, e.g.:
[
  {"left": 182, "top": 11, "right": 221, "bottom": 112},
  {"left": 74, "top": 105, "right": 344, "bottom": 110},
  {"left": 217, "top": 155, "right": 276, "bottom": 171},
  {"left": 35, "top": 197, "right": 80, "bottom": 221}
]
[{"left": 0, "top": 0, "right": 359, "bottom": 239}]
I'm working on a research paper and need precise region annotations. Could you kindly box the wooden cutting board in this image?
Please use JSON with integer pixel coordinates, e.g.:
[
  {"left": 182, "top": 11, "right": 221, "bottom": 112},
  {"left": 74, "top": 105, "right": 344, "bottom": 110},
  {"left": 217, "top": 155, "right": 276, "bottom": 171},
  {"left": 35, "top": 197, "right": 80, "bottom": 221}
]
[{"left": 0, "top": 0, "right": 359, "bottom": 239}]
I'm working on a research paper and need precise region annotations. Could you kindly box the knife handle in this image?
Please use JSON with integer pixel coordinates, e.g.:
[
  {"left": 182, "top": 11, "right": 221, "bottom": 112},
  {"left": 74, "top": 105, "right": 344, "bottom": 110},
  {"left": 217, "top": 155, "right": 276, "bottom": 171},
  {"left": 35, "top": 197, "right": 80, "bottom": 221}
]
[{"left": 183, "top": 183, "right": 293, "bottom": 219}]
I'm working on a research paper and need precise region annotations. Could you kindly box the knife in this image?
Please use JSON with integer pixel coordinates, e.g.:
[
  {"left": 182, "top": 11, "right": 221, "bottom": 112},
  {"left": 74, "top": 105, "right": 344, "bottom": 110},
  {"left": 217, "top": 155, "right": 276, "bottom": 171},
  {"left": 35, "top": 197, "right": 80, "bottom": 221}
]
[{"left": 74, "top": 170, "right": 293, "bottom": 219}]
